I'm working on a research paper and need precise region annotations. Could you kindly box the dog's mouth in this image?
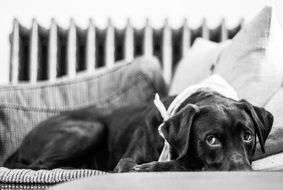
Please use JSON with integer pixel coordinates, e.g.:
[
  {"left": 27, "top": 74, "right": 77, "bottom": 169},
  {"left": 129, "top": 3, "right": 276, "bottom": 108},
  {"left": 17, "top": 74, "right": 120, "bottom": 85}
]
[
  {"left": 201, "top": 165, "right": 252, "bottom": 171},
  {"left": 201, "top": 160, "right": 252, "bottom": 171}
]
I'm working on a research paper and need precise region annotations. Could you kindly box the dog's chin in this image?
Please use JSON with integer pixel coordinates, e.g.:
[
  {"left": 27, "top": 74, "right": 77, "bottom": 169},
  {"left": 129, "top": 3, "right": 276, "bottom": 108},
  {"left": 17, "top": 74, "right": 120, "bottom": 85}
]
[
  {"left": 200, "top": 164, "right": 252, "bottom": 171},
  {"left": 199, "top": 165, "right": 222, "bottom": 171},
  {"left": 198, "top": 159, "right": 252, "bottom": 171}
]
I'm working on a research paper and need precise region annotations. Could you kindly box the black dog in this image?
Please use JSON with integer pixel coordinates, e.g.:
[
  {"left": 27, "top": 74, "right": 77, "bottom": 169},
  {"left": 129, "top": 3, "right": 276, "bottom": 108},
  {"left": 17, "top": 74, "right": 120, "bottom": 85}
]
[{"left": 4, "top": 90, "right": 273, "bottom": 172}]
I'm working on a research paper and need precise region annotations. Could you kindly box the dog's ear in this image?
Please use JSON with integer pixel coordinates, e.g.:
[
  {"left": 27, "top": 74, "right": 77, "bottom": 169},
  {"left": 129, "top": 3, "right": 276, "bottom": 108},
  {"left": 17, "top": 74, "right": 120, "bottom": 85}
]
[
  {"left": 240, "top": 99, "right": 273, "bottom": 153},
  {"left": 161, "top": 104, "right": 199, "bottom": 159}
]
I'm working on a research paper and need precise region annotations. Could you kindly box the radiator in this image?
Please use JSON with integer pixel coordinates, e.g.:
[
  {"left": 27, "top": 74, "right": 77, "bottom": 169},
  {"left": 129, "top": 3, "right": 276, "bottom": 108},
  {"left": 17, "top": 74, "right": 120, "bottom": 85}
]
[{"left": 10, "top": 18, "right": 244, "bottom": 85}]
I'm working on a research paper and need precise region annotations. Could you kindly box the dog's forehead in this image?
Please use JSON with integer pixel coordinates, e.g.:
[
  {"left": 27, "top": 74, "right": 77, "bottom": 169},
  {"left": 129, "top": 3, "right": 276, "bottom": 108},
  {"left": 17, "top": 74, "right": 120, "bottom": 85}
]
[{"left": 192, "top": 103, "right": 253, "bottom": 133}]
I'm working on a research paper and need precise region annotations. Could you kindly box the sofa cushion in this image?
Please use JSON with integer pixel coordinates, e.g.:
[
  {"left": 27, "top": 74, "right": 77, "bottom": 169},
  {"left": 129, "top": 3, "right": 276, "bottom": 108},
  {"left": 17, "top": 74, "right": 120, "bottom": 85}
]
[
  {"left": 214, "top": 5, "right": 283, "bottom": 107},
  {"left": 253, "top": 152, "right": 283, "bottom": 170},
  {"left": 169, "top": 38, "right": 230, "bottom": 95},
  {"left": 0, "top": 56, "right": 167, "bottom": 167},
  {"left": 50, "top": 171, "right": 283, "bottom": 190}
]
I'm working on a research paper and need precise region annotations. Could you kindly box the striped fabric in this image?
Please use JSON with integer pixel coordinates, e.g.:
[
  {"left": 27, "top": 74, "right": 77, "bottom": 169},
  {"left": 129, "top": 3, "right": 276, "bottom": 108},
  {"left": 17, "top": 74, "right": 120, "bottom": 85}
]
[
  {"left": 1, "top": 183, "right": 52, "bottom": 189},
  {"left": 0, "top": 167, "right": 107, "bottom": 183},
  {"left": 0, "top": 56, "right": 167, "bottom": 188}
]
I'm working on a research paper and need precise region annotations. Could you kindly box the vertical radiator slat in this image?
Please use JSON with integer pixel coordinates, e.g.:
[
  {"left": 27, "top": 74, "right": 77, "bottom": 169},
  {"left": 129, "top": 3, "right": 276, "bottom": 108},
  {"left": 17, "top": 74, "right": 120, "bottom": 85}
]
[
  {"left": 143, "top": 19, "right": 153, "bottom": 57},
  {"left": 29, "top": 19, "right": 39, "bottom": 83},
  {"left": 162, "top": 19, "right": 172, "bottom": 86},
  {"left": 105, "top": 19, "right": 115, "bottom": 67},
  {"left": 201, "top": 18, "right": 210, "bottom": 40},
  {"left": 220, "top": 19, "right": 228, "bottom": 41},
  {"left": 124, "top": 19, "right": 134, "bottom": 62},
  {"left": 48, "top": 19, "right": 58, "bottom": 81},
  {"left": 182, "top": 18, "right": 191, "bottom": 57},
  {"left": 67, "top": 19, "right": 77, "bottom": 78},
  {"left": 10, "top": 19, "right": 20, "bottom": 84},
  {"left": 86, "top": 19, "right": 96, "bottom": 72}
]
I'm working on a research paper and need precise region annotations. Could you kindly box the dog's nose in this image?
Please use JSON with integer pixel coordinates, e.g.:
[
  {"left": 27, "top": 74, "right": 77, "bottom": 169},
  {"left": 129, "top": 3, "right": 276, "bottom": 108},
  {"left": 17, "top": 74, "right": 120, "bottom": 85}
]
[{"left": 228, "top": 153, "right": 252, "bottom": 171}]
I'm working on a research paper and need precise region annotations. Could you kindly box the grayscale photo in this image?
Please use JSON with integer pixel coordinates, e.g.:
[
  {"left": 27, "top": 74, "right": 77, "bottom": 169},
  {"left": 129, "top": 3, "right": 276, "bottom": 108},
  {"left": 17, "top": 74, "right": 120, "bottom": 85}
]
[{"left": 0, "top": 0, "right": 283, "bottom": 189}]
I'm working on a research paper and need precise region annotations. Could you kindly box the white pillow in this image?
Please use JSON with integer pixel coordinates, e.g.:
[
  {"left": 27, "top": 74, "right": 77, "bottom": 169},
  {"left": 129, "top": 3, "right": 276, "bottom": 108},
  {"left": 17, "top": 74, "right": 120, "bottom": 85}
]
[
  {"left": 169, "top": 38, "right": 231, "bottom": 95},
  {"left": 214, "top": 5, "right": 283, "bottom": 107}
]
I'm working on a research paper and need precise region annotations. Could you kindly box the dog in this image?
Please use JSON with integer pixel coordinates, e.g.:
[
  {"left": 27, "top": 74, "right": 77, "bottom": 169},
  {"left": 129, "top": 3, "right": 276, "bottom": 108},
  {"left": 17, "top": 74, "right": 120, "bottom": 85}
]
[{"left": 4, "top": 87, "right": 273, "bottom": 172}]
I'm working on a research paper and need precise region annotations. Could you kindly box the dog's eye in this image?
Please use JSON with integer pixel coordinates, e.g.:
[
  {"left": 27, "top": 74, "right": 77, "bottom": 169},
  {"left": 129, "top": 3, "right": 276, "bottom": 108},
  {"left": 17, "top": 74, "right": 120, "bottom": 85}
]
[
  {"left": 206, "top": 136, "right": 221, "bottom": 146},
  {"left": 243, "top": 131, "right": 252, "bottom": 142}
]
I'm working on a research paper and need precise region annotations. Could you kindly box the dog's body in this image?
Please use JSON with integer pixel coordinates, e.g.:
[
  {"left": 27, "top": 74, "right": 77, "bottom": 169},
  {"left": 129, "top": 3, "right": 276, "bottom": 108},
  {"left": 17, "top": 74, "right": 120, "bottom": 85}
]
[{"left": 4, "top": 90, "right": 273, "bottom": 172}]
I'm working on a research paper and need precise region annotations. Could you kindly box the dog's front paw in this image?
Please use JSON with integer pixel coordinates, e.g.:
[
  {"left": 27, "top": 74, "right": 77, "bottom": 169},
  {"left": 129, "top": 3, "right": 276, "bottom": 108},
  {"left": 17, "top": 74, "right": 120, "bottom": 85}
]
[
  {"left": 114, "top": 158, "right": 137, "bottom": 173},
  {"left": 131, "top": 160, "right": 187, "bottom": 172},
  {"left": 131, "top": 161, "right": 159, "bottom": 172}
]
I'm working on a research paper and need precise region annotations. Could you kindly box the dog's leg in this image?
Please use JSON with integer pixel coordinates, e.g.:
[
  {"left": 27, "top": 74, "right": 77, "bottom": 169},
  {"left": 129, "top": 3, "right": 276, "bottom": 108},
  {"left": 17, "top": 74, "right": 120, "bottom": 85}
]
[
  {"left": 113, "top": 127, "right": 161, "bottom": 172},
  {"left": 42, "top": 120, "right": 107, "bottom": 169},
  {"left": 6, "top": 120, "right": 108, "bottom": 170},
  {"left": 131, "top": 160, "right": 187, "bottom": 172}
]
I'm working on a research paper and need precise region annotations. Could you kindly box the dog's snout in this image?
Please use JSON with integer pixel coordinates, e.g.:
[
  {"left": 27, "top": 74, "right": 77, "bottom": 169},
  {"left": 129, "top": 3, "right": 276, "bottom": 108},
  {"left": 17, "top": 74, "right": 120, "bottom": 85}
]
[{"left": 228, "top": 152, "right": 252, "bottom": 171}]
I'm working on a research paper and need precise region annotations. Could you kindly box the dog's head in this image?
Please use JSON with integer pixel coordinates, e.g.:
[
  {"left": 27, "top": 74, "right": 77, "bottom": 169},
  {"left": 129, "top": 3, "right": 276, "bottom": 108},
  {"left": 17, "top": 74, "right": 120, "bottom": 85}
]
[{"left": 161, "top": 93, "right": 273, "bottom": 171}]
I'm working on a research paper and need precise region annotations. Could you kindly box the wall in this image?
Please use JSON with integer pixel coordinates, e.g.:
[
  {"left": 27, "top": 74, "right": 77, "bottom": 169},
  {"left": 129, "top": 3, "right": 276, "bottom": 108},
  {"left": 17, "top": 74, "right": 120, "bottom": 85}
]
[{"left": 0, "top": 0, "right": 282, "bottom": 83}]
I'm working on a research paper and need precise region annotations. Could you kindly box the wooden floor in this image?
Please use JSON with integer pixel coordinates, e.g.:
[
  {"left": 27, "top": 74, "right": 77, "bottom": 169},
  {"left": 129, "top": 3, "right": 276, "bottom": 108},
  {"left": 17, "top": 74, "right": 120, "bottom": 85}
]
[{"left": 51, "top": 172, "right": 283, "bottom": 190}]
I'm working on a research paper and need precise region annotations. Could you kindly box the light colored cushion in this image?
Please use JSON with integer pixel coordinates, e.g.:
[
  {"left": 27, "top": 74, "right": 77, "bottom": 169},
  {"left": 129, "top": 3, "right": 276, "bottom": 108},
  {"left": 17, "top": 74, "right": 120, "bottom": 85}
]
[
  {"left": 50, "top": 172, "right": 283, "bottom": 190},
  {"left": 253, "top": 152, "right": 283, "bottom": 171},
  {"left": 0, "top": 56, "right": 167, "bottom": 167},
  {"left": 169, "top": 38, "right": 231, "bottom": 95},
  {"left": 253, "top": 87, "right": 283, "bottom": 160},
  {"left": 214, "top": 5, "right": 283, "bottom": 107}
]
